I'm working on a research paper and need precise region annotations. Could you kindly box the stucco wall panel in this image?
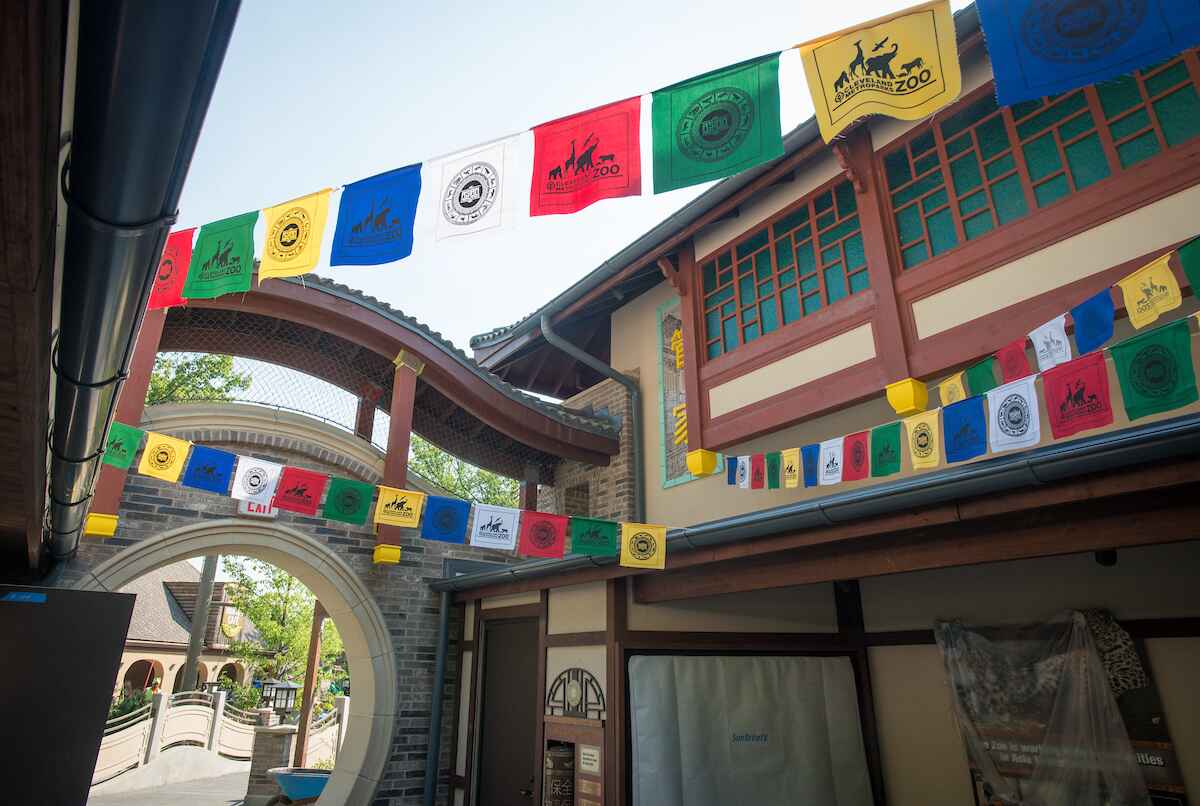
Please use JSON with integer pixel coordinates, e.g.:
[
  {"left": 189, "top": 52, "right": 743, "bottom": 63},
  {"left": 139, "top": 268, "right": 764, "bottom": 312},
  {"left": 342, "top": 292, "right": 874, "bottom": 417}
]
[
  {"left": 626, "top": 582, "right": 836, "bottom": 633},
  {"left": 1145, "top": 638, "right": 1200, "bottom": 798},
  {"left": 548, "top": 581, "right": 606, "bottom": 635},
  {"left": 481, "top": 591, "right": 542, "bottom": 609}
]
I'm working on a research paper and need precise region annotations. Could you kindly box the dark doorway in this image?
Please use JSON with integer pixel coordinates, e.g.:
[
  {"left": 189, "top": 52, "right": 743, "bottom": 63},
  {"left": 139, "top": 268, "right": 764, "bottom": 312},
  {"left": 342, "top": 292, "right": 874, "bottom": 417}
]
[{"left": 477, "top": 617, "right": 539, "bottom": 805}]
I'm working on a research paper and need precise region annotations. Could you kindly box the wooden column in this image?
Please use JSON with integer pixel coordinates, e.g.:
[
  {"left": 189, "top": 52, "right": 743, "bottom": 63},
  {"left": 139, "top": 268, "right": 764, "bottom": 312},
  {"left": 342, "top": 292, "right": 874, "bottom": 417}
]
[
  {"left": 377, "top": 350, "right": 424, "bottom": 548},
  {"left": 354, "top": 383, "right": 382, "bottom": 442},
  {"left": 294, "top": 599, "right": 327, "bottom": 768},
  {"left": 658, "top": 246, "right": 704, "bottom": 451},
  {"left": 519, "top": 465, "right": 539, "bottom": 510}
]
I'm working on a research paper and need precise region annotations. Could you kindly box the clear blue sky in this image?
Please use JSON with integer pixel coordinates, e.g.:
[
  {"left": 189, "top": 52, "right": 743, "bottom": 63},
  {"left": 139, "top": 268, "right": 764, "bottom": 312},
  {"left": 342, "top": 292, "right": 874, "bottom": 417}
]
[{"left": 177, "top": 0, "right": 969, "bottom": 351}]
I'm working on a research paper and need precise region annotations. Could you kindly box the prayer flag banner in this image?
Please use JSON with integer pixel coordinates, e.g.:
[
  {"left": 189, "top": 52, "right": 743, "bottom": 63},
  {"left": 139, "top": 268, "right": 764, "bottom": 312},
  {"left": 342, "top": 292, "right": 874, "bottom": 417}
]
[
  {"left": 736, "top": 455, "right": 751, "bottom": 489},
  {"left": 259, "top": 189, "right": 332, "bottom": 280},
  {"left": 273, "top": 467, "right": 328, "bottom": 516},
  {"left": 569, "top": 516, "right": 620, "bottom": 557},
  {"left": 517, "top": 510, "right": 567, "bottom": 558},
  {"left": 231, "top": 456, "right": 283, "bottom": 506},
  {"left": 181, "top": 445, "right": 236, "bottom": 495},
  {"left": 996, "top": 338, "right": 1032, "bottom": 383},
  {"left": 725, "top": 456, "right": 738, "bottom": 485},
  {"left": 470, "top": 503, "right": 521, "bottom": 550},
  {"left": 182, "top": 211, "right": 258, "bottom": 300},
  {"left": 620, "top": 522, "right": 667, "bottom": 570},
  {"left": 1042, "top": 352, "right": 1114, "bottom": 439},
  {"left": 433, "top": 138, "right": 515, "bottom": 240},
  {"left": 976, "top": 0, "right": 1200, "bottom": 105},
  {"left": 801, "top": 444, "right": 820, "bottom": 487},
  {"left": 422, "top": 496, "right": 471, "bottom": 544},
  {"left": 1029, "top": 314, "right": 1072, "bottom": 372},
  {"left": 1116, "top": 253, "right": 1182, "bottom": 329},
  {"left": 750, "top": 453, "right": 766, "bottom": 489},
  {"left": 137, "top": 432, "right": 191, "bottom": 483},
  {"left": 322, "top": 477, "right": 375, "bottom": 525},
  {"left": 103, "top": 422, "right": 145, "bottom": 470},
  {"left": 987, "top": 376, "right": 1042, "bottom": 452},
  {"left": 843, "top": 431, "right": 870, "bottom": 481},
  {"left": 904, "top": 409, "right": 941, "bottom": 469},
  {"left": 1071, "top": 289, "right": 1115, "bottom": 355},
  {"left": 870, "top": 422, "right": 902, "bottom": 477},
  {"left": 651, "top": 53, "right": 783, "bottom": 193},
  {"left": 1181, "top": 235, "right": 1200, "bottom": 292},
  {"left": 782, "top": 447, "right": 801, "bottom": 488},
  {"left": 374, "top": 486, "right": 425, "bottom": 528},
  {"left": 765, "top": 451, "right": 782, "bottom": 489},
  {"left": 943, "top": 396, "right": 987, "bottom": 463},
  {"left": 148, "top": 229, "right": 195, "bottom": 310},
  {"left": 798, "top": 0, "right": 961, "bottom": 142},
  {"left": 531, "top": 97, "right": 642, "bottom": 216},
  {"left": 818, "top": 437, "right": 844, "bottom": 486},
  {"left": 1111, "top": 319, "right": 1198, "bottom": 420},
  {"left": 938, "top": 372, "right": 967, "bottom": 407},
  {"left": 331, "top": 164, "right": 421, "bottom": 266},
  {"left": 965, "top": 356, "right": 999, "bottom": 396}
]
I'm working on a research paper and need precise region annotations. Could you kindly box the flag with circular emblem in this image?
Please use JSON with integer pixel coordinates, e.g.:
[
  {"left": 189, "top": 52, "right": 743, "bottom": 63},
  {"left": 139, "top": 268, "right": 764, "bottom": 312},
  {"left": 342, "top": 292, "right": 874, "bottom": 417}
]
[
  {"left": 231, "top": 456, "right": 284, "bottom": 506},
  {"left": 322, "top": 477, "right": 375, "bottom": 525},
  {"left": 619, "top": 522, "right": 667, "bottom": 570},
  {"left": 938, "top": 371, "right": 967, "bottom": 407},
  {"left": 986, "top": 376, "right": 1041, "bottom": 453},
  {"left": 1111, "top": 318, "right": 1197, "bottom": 421},
  {"left": 373, "top": 486, "right": 425, "bottom": 528},
  {"left": 148, "top": 229, "right": 195, "bottom": 310},
  {"left": 903, "top": 409, "right": 941, "bottom": 470},
  {"left": 103, "top": 422, "right": 145, "bottom": 470},
  {"left": 517, "top": 510, "right": 567, "bottom": 559},
  {"left": 1116, "top": 253, "right": 1182, "bottom": 330},
  {"left": 421, "top": 495, "right": 471, "bottom": 544},
  {"left": 843, "top": 431, "right": 870, "bottom": 481},
  {"left": 273, "top": 467, "right": 329, "bottom": 517},
  {"left": 181, "top": 211, "right": 259, "bottom": 300},
  {"left": 259, "top": 189, "right": 332, "bottom": 281},
  {"left": 432, "top": 137, "right": 517, "bottom": 241},
  {"left": 136, "top": 432, "right": 192, "bottom": 482},
  {"left": 996, "top": 338, "right": 1032, "bottom": 383}
]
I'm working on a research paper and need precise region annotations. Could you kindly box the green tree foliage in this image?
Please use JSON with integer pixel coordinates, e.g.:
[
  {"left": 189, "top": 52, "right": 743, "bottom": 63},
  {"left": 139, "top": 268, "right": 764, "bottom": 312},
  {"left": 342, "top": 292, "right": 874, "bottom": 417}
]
[
  {"left": 146, "top": 353, "right": 251, "bottom": 405},
  {"left": 409, "top": 433, "right": 518, "bottom": 506}
]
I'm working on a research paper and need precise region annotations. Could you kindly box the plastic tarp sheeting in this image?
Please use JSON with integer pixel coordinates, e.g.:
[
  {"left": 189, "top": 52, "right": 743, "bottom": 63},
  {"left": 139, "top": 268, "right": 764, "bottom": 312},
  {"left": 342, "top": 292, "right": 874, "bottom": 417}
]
[
  {"left": 628, "top": 655, "right": 873, "bottom": 806},
  {"left": 935, "top": 611, "right": 1151, "bottom": 806}
]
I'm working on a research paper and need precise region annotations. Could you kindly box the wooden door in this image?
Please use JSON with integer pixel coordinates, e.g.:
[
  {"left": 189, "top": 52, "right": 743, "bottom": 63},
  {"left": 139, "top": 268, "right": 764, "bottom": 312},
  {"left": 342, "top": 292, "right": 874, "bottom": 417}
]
[{"left": 476, "top": 618, "right": 539, "bottom": 806}]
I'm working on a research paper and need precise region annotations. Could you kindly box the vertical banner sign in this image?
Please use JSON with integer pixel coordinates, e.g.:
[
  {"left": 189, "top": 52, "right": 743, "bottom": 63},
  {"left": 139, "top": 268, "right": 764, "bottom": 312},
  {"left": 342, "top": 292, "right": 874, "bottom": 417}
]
[
  {"left": 433, "top": 138, "right": 515, "bottom": 240},
  {"left": 782, "top": 447, "right": 801, "bottom": 488},
  {"left": 374, "top": 486, "right": 425, "bottom": 528},
  {"left": 531, "top": 96, "right": 642, "bottom": 216},
  {"left": 657, "top": 300, "right": 693, "bottom": 487},
  {"left": 421, "top": 496, "right": 472, "bottom": 544},
  {"left": 181, "top": 445, "right": 237, "bottom": 494},
  {"left": 1071, "top": 288, "right": 1116, "bottom": 355},
  {"left": 568, "top": 516, "right": 620, "bottom": 557},
  {"left": 619, "top": 523, "right": 667, "bottom": 570},
  {"left": 330, "top": 164, "right": 422, "bottom": 266},
  {"left": 259, "top": 189, "right": 332, "bottom": 280},
  {"left": 801, "top": 444, "right": 820, "bottom": 487},
  {"left": 938, "top": 371, "right": 967, "bottom": 407},
  {"left": 798, "top": 0, "right": 961, "bottom": 142},
  {"left": 148, "top": 229, "right": 195, "bottom": 310},
  {"left": 469, "top": 504, "right": 521, "bottom": 551},
  {"left": 842, "top": 431, "right": 870, "bottom": 481},
  {"left": 904, "top": 409, "right": 941, "bottom": 469},
  {"left": 137, "top": 433, "right": 191, "bottom": 483},
  {"left": 651, "top": 53, "right": 783, "bottom": 193},
  {"left": 273, "top": 467, "right": 329, "bottom": 516},
  {"left": 181, "top": 211, "right": 259, "bottom": 300},
  {"left": 231, "top": 456, "right": 284, "bottom": 507},
  {"left": 103, "top": 422, "right": 145, "bottom": 470},
  {"left": 1042, "top": 352, "right": 1114, "bottom": 439},
  {"left": 1116, "top": 253, "right": 1183, "bottom": 330},
  {"left": 987, "top": 376, "right": 1042, "bottom": 452},
  {"left": 870, "top": 422, "right": 902, "bottom": 477},
  {"left": 976, "top": 0, "right": 1200, "bottom": 105},
  {"left": 322, "top": 477, "right": 375, "bottom": 526},
  {"left": 943, "top": 396, "right": 987, "bottom": 463},
  {"left": 996, "top": 338, "right": 1032, "bottom": 383},
  {"left": 818, "top": 437, "right": 844, "bottom": 486},
  {"left": 517, "top": 511, "right": 568, "bottom": 558},
  {"left": 1111, "top": 319, "right": 1198, "bottom": 420},
  {"left": 1029, "top": 314, "right": 1072, "bottom": 372}
]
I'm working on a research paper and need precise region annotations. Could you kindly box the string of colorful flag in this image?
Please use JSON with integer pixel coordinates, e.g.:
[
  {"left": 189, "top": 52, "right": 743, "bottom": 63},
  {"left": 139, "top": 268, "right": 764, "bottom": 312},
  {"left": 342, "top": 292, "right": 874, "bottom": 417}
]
[{"left": 724, "top": 238, "right": 1200, "bottom": 490}]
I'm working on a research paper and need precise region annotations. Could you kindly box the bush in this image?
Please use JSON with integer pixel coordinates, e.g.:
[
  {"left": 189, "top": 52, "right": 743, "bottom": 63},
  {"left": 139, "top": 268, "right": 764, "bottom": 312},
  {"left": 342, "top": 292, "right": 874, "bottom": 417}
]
[
  {"left": 226, "top": 681, "right": 263, "bottom": 712},
  {"left": 109, "top": 688, "right": 154, "bottom": 720}
]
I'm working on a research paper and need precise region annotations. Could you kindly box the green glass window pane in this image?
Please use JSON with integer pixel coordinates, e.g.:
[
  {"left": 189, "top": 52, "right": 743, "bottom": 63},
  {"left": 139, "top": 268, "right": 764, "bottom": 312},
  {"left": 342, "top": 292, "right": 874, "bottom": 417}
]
[
  {"left": 760, "top": 299, "right": 778, "bottom": 333},
  {"left": 738, "top": 258, "right": 752, "bottom": 276},
  {"left": 723, "top": 317, "right": 738, "bottom": 351},
  {"left": 718, "top": 252, "right": 733, "bottom": 269},
  {"left": 896, "top": 205, "right": 923, "bottom": 244},
  {"left": 781, "top": 286, "right": 801, "bottom": 324},
  {"left": 835, "top": 180, "right": 857, "bottom": 217},
  {"left": 914, "top": 151, "right": 940, "bottom": 176},
  {"left": 1154, "top": 84, "right": 1200, "bottom": 147},
  {"left": 922, "top": 188, "right": 948, "bottom": 214},
  {"left": 775, "top": 206, "right": 809, "bottom": 235},
  {"left": 911, "top": 129, "right": 936, "bottom": 156},
  {"left": 800, "top": 275, "right": 820, "bottom": 294},
  {"left": 825, "top": 264, "right": 848, "bottom": 303},
  {"left": 849, "top": 270, "right": 870, "bottom": 294},
  {"left": 1110, "top": 107, "right": 1151, "bottom": 141},
  {"left": 742, "top": 305, "right": 757, "bottom": 323},
  {"left": 927, "top": 208, "right": 958, "bottom": 256},
  {"left": 950, "top": 154, "right": 984, "bottom": 195},
  {"left": 964, "top": 211, "right": 995, "bottom": 240},
  {"left": 743, "top": 323, "right": 760, "bottom": 343},
  {"left": 959, "top": 190, "right": 988, "bottom": 215},
  {"left": 1145, "top": 60, "right": 1189, "bottom": 97},
  {"left": 814, "top": 190, "right": 833, "bottom": 213},
  {"left": 821, "top": 244, "right": 840, "bottom": 264},
  {"left": 901, "top": 241, "right": 929, "bottom": 269},
  {"left": 945, "top": 133, "right": 972, "bottom": 158},
  {"left": 718, "top": 268, "right": 732, "bottom": 287},
  {"left": 942, "top": 95, "right": 999, "bottom": 140},
  {"left": 892, "top": 170, "right": 945, "bottom": 207},
  {"left": 802, "top": 294, "right": 823, "bottom": 315},
  {"left": 757, "top": 279, "right": 774, "bottom": 297},
  {"left": 707, "top": 341, "right": 722, "bottom": 360},
  {"left": 816, "top": 210, "right": 835, "bottom": 230},
  {"left": 736, "top": 228, "right": 769, "bottom": 260},
  {"left": 1097, "top": 75, "right": 1143, "bottom": 118},
  {"left": 885, "top": 149, "right": 912, "bottom": 189},
  {"left": 991, "top": 174, "right": 1028, "bottom": 223},
  {"left": 1058, "top": 110, "right": 1095, "bottom": 141},
  {"left": 1034, "top": 174, "right": 1070, "bottom": 207},
  {"left": 755, "top": 250, "right": 772, "bottom": 279},
  {"left": 705, "top": 309, "right": 721, "bottom": 341},
  {"left": 1010, "top": 97, "right": 1044, "bottom": 120},
  {"left": 819, "top": 215, "right": 860, "bottom": 247},
  {"left": 843, "top": 233, "right": 865, "bottom": 269},
  {"left": 1017, "top": 91, "right": 1087, "bottom": 139},
  {"left": 985, "top": 153, "right": 1016, "bottom": 181},
  {"left": 1023, "top": 132, "right": 1062, "bottom": 181},
  {"left": 976, "top": 116, "right": 1011, "bottom": 160},
  {"left": 796, "top": 241, "right": 816, "bottom": 276},
  {"left": 722, "top": 301, "right": 734, "bottom": 316},
  {"left": 702, "top": 261, "right": 717, "bottom": 293},
  {"left": 1065, "top": 133, "right": 1110, "bottom": 191},
  {"left": 774, "top": 238, "right": 794, "bottom": 269},
  {"left": 1117, "top": 130, "right": 1160, "bottom": 167},
  {"left": 778, "top": 269, "right": 795, "bottom": 286},
  {"left": 706, "top": 286, "right": 734, "bottom": 306},
  {"left": 739, "top": 274, "right": 755, "bottom": 302}
]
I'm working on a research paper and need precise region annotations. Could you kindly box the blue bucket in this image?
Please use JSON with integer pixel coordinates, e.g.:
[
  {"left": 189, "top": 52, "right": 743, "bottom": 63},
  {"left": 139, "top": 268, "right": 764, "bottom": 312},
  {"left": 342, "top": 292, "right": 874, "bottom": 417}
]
[{"left": 267, "top": 767, "right": 331, "bottom": 800}]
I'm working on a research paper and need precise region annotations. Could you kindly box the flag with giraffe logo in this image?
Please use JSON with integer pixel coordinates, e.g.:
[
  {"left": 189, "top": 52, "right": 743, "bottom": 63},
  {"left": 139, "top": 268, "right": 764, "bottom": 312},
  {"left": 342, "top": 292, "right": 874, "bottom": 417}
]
[{"left": 531, "top": 97, "right": 642, "bottom": 216}]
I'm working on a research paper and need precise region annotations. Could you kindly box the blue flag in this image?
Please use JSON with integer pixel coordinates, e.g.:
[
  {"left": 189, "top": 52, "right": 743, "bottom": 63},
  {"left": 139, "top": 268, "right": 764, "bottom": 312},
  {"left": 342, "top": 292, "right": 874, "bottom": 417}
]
[
  {"left": 420, "top": 495, "right": 470, "bottom": 543},
  {"left": 977, "top": 0, "right": 1200, "bottom": 105},
  {"left": 943, "top": 397, "right": 987, "bottom": 463},
  {"left": 725, "top": 456, "right": 738, "bottom": 485},
  {"left": 801, "top": 444, "right": 820, "bottom": 488},
  {"left": 180, "top": 445, "right": 236, "bottom": 494},
  {"left": 330, "top": 164, "right": 422, "bottom": 266},
  {"left": 1071, "top": 288, "right": 1115, "bottom": 355}
]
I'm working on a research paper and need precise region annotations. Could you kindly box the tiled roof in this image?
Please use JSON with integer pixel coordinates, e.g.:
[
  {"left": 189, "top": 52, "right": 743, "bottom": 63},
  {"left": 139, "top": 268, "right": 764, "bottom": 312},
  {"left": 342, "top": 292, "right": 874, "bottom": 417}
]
[{"left": 119, "top": 561, "right": 198, "bottom": 645}]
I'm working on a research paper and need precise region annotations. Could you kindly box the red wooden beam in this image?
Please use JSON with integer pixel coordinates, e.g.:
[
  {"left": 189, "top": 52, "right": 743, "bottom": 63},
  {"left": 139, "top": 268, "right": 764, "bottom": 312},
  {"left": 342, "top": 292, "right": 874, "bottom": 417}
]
[{"left": 377, "top": 358, "right": 419, "bottom": 548}]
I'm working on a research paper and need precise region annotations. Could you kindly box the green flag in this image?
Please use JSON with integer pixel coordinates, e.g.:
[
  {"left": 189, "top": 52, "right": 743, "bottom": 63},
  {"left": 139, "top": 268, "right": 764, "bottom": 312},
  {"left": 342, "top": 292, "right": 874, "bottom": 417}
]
[
  {"left": 103, "top": 422, "right": 144, "bottom": 470},
  {"left": 321, "top": 477, "right": 375, "bottom": 525},
  {"left": 568, "top": 516, "right": 619, "bottom": 557},
  {"left": 870, "top": 422, "right": 902, "bottom": 477},
  {"left": 965, "top": 356, "right": 998, "bottom": 397},
  {"left": 651, "top": 53, "right": 783, "bottom": 194},
  {"left": 1111, "top": 318, "right": 1198, "bottom": 421},
  {"left": 765, "top": 452, "right": 781, "bottom": 489},
  {"left": 182, "top": 210, "right": 259, "bottom": 299},
  {"left": 1179, "top": 235, "right": 1200, "bottom": 294}
]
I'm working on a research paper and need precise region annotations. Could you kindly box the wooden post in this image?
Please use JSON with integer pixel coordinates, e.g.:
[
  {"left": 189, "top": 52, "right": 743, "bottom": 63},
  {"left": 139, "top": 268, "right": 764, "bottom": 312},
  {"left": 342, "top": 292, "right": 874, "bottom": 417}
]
[
  {"left": 519, "top": 465, "right": 539, "bottom": 511},
  {"left": 377, "top": 351, "right": 424, "bottom": 549},
  {"left": 293, "top": 599, "right": 327, "bottom": 768},
  {"left": 354, "top": 382, "right": 382, "bottom": 442}
]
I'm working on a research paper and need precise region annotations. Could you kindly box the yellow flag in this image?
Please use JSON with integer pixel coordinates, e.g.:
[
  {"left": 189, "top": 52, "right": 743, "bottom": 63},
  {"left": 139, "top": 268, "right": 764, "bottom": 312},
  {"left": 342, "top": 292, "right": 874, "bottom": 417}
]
[
  {"left": 903, "top": 409, "right": 941, "bottom": 470},
  {"left": 798, "top": 0, "right": 961, "bottom": 142},
  {"left": 374, "top": 486, "right": 426, "bottom": 528},
  {"left": 259, "top": 189, "right": 332, "bottom": 280},
  {"left": 137, "top": 432, "right": 191, "bottom": 482},
  {"left": 620, "top": 522, "right": 667, "bottom": 570},
  {"left": 782, "top": 447, "right": 801, "bottom": 488},
  {"left": 1116, "top": 253, "right": 1182, "bottom": 329},
  {"left": 939, "top": 372, "right": 967, "bottom": 407}
]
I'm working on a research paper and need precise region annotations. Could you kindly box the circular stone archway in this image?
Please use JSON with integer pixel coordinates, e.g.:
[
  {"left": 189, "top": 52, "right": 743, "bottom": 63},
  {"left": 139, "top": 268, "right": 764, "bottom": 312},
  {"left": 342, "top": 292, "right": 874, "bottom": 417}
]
[{"left": 75, "top": 520, "right": 396, "bottom": 805}]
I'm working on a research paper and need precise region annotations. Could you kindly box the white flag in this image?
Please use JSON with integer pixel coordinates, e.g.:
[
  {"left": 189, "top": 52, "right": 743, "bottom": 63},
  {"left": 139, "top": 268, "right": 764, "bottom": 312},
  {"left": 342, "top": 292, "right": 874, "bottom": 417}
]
[
  {"left": 736, "top": 455, "right": 750, "bottom": 489},
  {"left": 469, "top": 504, "right": 520, "bottom": 551},
  {"left": 230, "top": 456, "right": 283, "bottom": 506},
  {"left": 1028, "top": 314, "right": 1071, "bottom": 371},
  {"left": 819, "top": 438, "right": 844, "bottom": 486},
  {"left": 987, "top": 376, "right": 1041, "bottom": 452},
  {"left": 433, "top": 137, "right": 514, "bottom": 240}
]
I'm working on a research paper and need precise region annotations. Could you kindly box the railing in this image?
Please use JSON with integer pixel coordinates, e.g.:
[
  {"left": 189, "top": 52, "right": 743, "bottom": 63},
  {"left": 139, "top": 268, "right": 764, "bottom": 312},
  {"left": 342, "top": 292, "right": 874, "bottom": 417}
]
[
  {"left": 92, "top": 703, "right": 155, "bottom": 784},
  {"left": 304, "top": 709, "right": 342, "bottom": 767},
  {"left": 160, "top": 690, "right": 215, "bottom": 750},
  {"left": 215, "top": 702, "right": 257, "bottom": 760}
]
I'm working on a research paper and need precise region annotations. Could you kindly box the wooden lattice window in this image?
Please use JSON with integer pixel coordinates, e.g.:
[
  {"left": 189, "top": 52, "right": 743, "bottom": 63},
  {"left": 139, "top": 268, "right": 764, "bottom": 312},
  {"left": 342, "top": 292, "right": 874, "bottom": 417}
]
[
  {"left": 700, "top": 178, "right": 869, "bottom": 359},
  {"left": 884, "top": 49, "right": 1200, "bottom": 271}
]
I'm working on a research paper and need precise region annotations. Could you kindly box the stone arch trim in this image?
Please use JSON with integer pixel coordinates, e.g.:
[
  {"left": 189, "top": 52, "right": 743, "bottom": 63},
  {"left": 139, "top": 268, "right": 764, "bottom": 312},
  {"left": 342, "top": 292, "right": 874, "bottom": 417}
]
[{"left": 74, "top": 520, "right": 396, "bottom": 805}]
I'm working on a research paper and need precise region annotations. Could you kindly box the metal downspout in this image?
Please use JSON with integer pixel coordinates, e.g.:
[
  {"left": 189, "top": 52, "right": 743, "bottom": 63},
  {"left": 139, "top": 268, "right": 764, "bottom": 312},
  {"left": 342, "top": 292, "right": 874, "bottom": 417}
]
[
  {"left": 540, "top": 313, "right": 645, "bottom": 522},
  {"left": 424, "top": 589, "right": 452, "bottom": 806}
]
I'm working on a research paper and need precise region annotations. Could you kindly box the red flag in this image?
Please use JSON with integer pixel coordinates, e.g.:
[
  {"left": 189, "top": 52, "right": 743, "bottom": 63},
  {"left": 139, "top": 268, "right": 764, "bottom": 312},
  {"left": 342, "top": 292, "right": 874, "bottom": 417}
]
[
  {"left": 517, "top": 511, "right": 567, "bottom": 558},
  {"left": 272, "top": 467, "right": 328, "bottom": 516},
  {"left": 843, "top": 431, "right": 870, "bottom": 480},
  {"left": 996, "top": 338, "right": 1032, "bottom": 382},
  {"left": 1042, "top": 352, "right": 1113, "bottom": 439},
  {"left": 148, "top": 228, "right": 195, "bottom": 310},
  {"left": 750, "top": 453, "right": 765, "bottom": 489},
  {"left": 530, "top": 97, "right": 641, "bottom": 216}
]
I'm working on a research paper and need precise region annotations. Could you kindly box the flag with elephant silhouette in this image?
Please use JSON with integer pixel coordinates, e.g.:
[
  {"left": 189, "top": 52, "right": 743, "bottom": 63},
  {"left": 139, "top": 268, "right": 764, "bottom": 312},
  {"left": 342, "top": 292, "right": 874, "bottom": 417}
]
[
  {"left": 798, "top": 0, "right": 961, "bottom": 142},
  {"left": 531, "top": 97, "right": 642, "bottom": 216}
]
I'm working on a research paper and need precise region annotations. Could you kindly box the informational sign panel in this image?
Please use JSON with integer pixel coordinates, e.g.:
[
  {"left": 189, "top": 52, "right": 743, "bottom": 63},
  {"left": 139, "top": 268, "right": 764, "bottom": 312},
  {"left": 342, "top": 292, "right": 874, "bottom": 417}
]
[
  {"left": 237, "top": 498, "right": 278, "bottom": 519},
  {"left": 657, "top": 298, "right": 692, "bottom": 488}
]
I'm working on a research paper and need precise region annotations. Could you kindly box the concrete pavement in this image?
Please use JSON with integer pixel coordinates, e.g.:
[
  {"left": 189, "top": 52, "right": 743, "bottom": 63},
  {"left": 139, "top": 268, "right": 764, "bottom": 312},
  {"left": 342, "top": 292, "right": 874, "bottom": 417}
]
[{"left": 87, "top": 771, "right": 249, "bottom": 805}]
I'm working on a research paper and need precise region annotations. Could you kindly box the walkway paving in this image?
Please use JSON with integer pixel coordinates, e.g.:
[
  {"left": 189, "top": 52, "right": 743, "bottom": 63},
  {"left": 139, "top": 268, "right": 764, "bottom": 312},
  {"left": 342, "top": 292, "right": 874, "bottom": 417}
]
[{"left": 88, "top": 771, "right": 249, "bottom": 805}]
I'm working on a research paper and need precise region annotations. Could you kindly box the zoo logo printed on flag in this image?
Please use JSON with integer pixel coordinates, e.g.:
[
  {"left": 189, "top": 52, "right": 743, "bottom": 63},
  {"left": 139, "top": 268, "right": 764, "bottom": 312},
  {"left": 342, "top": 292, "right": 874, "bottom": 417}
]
[
  {"left": 1042, "top": 352, "right": 1113, "bottom": 439},
  {"left": 137, "top": 432, "right": 192, "bottom": 483},
  {"left": 374, "top": 486, "right": 425, "bottom": 528},
  {"left": 231, "top": 456, "right": 284, "bottom": 506},
  {"left": 433, "top": 138, "right": 516, "bottom": 240},
  {"left": 470, "top": 504, "right": 520, "bottom": 551},
  {"left": 818, "top": 437, "right": 844, "bottom": 486},
  {"left": 531, "top": 97, "right": 642, "bottom": 216},
  {"left": 987, "top": 376, "right": 1041, "bottom": 452}
]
